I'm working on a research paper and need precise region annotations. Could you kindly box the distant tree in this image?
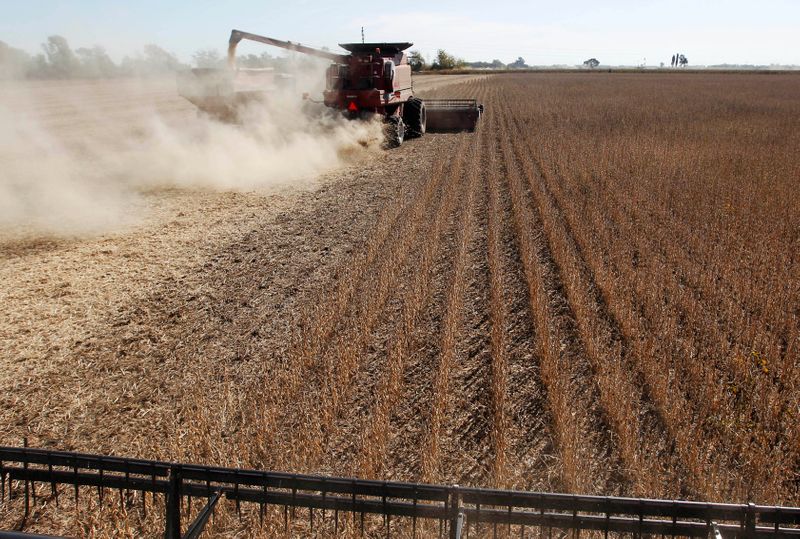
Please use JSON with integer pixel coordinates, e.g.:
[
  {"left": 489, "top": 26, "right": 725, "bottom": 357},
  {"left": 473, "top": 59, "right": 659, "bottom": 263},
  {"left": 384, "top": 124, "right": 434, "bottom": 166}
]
[
  {"left": 143, "top": 44, "right": 184, "bottom": 71},
  {"left": 121, "top": 44, "right": 186, "bottom": 76},
  {"left": 679, "top": 54, "right": 688, "bottom": 67},
  {"left": 408, "top": 50, "right": 426, "bottom": 72},
  {"left": 3, "top": 36, "right": 195, "bottom": 79},
  {"left": 509, "top": 56, "right": 528, "bottom": 69},
  {"left": 583, "top": 58, "right": 600, "bottom": 69},
  {"left": 432, "top": 49, "right": 461, "bottom": 70},
  {"left": 75, "top": 45, "right": 117, "bottom": 77},
  {"left": 193, "top": 49, "right": 223, "bottom": 68},
  {"left": 238, "top": 52, "right": 274, "bottom": 68},
  {"left": 41, "top": 35, "right": 79, "bottom": 78},
  {"left": 465, "top": 59, "right": 506, "bottom": 69},
  {"left": 28, "top": 54, "right": 48, "bottom": 78},
  {"left": 269, "top": 56, "right": 290, "bottom": 72},
  {"left": 0, "top": 40, "right": 32, "bottom": 79}
]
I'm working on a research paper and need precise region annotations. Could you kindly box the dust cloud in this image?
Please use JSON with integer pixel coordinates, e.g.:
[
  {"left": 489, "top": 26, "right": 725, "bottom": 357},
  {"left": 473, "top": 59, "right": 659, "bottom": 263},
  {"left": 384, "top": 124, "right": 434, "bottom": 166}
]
[
  {"left": 0, "top": 68, "right": 383, "bottom": 239},
  {"left": 0, "top": 102, "right": 134, "bottom": 236}
]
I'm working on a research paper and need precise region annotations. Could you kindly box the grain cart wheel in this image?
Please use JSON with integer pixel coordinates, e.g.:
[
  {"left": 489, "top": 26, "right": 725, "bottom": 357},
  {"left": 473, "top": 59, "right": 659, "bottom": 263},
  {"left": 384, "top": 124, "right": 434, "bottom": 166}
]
[
  {"left": 383, "top": 116, "right": 405, "bottom": 148},
  {"left": 403, "top": 97, "right": 426, "bottom": 138}
]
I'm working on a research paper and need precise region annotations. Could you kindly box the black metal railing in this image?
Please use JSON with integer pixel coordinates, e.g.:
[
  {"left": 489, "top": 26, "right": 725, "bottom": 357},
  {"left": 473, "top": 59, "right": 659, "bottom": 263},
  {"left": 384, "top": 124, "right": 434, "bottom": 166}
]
[{"left": 1, "top": 446, "right": 799, "bottom": 538}]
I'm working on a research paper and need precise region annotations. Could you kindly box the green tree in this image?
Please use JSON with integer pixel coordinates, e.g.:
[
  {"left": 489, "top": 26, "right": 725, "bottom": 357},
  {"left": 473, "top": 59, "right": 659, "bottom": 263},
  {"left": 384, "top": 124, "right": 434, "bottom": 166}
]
[
  {"left": 75, "top": 45, "right": 117, "bottom": 77},
  {"left": 121, "top": 44, "right": 186, "bottom": 76},
  {"left": 238, "top": 52, "right": 274, "bottom": 68},
  {"left": 143, "top": 44, "right": 183, "bottom": 72},
  {"left": 408, "top": 50, "right": 426, "bottom": 72},
  {"left": 41, "top": 35, "right": 79, "bottom": 78},
  {"left": 193, "top": 49, "right": 223, "bottom": 68},
  {"left": 0, "top": 40, "right": 32, "bottom": 79},
  {"left": 509, "top": 56, "right": 528, "bottom": 69},
  {"left": 432, "top": 49, "right": 463, "bottom": 70}
]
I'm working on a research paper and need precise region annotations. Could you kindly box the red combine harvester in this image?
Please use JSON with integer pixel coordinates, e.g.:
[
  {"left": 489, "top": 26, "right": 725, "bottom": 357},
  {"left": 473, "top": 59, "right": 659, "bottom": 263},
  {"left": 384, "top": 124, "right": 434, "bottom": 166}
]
[{"left": 178, "top": 29, "right": 483, "bottom": 147}]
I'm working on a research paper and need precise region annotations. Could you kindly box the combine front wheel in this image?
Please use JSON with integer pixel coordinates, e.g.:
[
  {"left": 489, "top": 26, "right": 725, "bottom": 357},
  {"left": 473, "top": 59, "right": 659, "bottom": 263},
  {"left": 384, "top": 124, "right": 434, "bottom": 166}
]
[{"left": 384, "top": 116, "right": 405, "bottom": 148}]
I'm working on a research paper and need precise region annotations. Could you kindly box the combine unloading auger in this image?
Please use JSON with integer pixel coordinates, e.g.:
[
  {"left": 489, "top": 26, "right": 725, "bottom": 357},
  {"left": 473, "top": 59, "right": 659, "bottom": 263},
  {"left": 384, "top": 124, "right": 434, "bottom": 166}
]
[{"left": 178, "top": 29, "right": 483, "bottom": 146}]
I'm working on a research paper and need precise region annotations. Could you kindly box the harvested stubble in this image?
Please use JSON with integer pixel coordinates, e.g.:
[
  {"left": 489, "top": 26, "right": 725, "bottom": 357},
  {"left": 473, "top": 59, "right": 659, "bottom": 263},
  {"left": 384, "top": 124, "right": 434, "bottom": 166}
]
[{"left": 2, "top": 72, "right": 799, "bottom": 537}]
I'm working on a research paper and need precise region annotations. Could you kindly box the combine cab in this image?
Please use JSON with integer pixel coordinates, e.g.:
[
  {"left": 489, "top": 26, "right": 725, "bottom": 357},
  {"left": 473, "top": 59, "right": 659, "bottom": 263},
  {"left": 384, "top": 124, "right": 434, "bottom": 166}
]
[{"left": 178, "top": 29, "right": 483, "bottom": 146}]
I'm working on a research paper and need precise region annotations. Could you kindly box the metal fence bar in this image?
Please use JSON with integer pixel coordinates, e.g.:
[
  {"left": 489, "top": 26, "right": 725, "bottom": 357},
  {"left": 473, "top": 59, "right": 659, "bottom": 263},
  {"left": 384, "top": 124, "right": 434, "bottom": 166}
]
[
  {"left": 0, "top": 448, "right": 170, "bottom": 477},
  {"left": 165, "top": 467, "right": 182, "bottom": 539},
  {"left": 178, "top": 466, "right": 448, "bottom": 501},
  {"left": 228, "top": 486, "right": 448, "bottom": 519},
  {"left": 459, "top": 489, "right": 749, "bottom": 521},
  {"left": 182, "top": 491, "right": 222, "bottom": 539},
  {"left": 2, "top": 446, "right": 799, "bottom": 538},
  {"left": 3, "top": 466, "right": 170, "bottom": 493}
]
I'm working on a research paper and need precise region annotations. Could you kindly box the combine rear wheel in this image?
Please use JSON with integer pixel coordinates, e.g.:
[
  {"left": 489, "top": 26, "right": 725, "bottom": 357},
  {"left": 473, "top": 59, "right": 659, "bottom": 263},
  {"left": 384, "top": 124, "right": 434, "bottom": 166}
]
[
  {"left": 403, "top": 97, "right": 426, "bottom": 138},
  {"left": 383, "top": 116, "right": 405, "bottom": 148}
]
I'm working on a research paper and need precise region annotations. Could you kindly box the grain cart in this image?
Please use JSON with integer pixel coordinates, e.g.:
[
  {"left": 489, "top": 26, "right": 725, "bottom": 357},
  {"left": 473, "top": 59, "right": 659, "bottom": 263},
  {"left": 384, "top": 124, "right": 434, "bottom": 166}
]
[{"left": 178, "top": 29, "right": 483, "bottom": 147}]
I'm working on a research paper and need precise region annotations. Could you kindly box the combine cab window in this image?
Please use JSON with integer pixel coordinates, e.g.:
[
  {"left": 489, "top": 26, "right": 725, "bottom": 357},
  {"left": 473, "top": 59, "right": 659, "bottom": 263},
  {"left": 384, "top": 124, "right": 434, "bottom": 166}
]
[{"left": 383, "top": 61, "right": 395, "bottom": 83}]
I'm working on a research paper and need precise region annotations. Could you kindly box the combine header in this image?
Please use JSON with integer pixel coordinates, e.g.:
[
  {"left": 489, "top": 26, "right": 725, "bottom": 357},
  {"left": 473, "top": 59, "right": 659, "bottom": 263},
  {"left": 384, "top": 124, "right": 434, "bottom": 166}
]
[
  {"left": 2, "top": 446, "right": 800, "bottom": 538},
  {"left": 178, "top": 29, "right": 483, "bottom": 146}
]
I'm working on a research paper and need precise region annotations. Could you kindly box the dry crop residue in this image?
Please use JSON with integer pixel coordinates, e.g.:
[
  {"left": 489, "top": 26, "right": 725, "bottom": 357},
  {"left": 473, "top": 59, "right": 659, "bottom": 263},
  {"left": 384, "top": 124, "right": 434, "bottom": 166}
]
[{"left": 1, "top": 73, "right": 799, "bottom": 536}]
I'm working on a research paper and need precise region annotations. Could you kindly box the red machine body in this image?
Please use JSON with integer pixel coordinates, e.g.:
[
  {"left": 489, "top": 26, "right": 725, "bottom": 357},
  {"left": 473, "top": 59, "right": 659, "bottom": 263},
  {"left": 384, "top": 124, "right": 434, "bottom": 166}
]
[
  {"left": 179, "top": 29, "right": 482, "bottom": 146},
  {"left": 322, "top": 42, "right": 414, "bottom": 119}
]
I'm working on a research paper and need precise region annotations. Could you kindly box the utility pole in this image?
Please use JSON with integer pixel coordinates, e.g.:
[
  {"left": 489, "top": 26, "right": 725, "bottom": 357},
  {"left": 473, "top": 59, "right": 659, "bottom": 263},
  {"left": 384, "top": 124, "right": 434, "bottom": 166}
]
[{"left": 361, "top": 26, "right": 365, "bottom": 43}]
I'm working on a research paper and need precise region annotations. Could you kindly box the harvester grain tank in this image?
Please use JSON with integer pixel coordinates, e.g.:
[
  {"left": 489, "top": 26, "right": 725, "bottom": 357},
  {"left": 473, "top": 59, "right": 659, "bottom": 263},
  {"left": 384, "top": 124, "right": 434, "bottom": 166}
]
[{"left": 178, "top": 29, "right": 483, "bottom": 147}]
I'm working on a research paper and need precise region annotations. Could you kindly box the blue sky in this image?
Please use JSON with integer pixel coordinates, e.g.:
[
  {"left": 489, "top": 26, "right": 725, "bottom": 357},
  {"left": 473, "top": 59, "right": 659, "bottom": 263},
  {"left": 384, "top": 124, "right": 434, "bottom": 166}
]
[{"left": 2, "top": 0, "right": 799, "bottom": 66}]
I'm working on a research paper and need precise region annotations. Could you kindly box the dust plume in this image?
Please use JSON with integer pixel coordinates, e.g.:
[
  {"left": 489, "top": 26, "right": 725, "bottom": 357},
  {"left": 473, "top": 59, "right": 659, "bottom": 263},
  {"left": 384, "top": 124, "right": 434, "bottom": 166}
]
[{"left": 0, "top": 68, "right": 382, "bottom": 239}]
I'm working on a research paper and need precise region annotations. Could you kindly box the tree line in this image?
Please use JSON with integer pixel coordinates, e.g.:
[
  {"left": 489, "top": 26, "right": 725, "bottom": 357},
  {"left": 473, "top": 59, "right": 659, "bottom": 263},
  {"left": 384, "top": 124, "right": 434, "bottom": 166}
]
[
  {"left": 408, "top": 50, "right": 529, "bottom": 72},
  {"left": 0, "top": 35, "right": 189, "bottom": 79},
  {"left": 1, "top": 35, "right": 534, "bottom": 79}
]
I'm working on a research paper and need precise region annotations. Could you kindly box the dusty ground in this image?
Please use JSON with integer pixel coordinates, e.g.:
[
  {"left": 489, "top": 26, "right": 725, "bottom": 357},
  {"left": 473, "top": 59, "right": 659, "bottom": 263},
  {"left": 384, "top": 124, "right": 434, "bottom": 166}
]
[
  {"left": 0, "top": 75, "right": 488, "bottom": 537},
  {"left": 1, "top": 73, "right": 797, "bottom": 537},
  {"left": 0, "top": 74, "right": 480, "bottom": 454}
]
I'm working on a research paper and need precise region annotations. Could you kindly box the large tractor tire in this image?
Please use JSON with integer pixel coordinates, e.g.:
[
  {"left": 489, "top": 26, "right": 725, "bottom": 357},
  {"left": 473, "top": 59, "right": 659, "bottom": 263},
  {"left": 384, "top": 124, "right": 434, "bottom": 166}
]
[
  {"left": 383, "top": 116, "right": 405, "bottom": 148},
  {"left": 402, "top": 97, "right": 426, "bottom": 138}
]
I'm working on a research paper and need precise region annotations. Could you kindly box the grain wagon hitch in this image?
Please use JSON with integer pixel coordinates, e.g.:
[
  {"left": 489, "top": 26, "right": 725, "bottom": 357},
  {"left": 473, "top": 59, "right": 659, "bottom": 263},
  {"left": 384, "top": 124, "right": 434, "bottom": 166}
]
[{"left": 177, "top": 29, "right": 483, "bottom": 146}]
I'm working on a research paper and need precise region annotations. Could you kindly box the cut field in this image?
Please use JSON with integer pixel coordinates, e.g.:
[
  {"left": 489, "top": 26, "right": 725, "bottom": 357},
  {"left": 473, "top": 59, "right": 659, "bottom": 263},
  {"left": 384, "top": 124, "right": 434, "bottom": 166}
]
[{"left": 1, "top": 72, "right": 798, "bottom": 536}]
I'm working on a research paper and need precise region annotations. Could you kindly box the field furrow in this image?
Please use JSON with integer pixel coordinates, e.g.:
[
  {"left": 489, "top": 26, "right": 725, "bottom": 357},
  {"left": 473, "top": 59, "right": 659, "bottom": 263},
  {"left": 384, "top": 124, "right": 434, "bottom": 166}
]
[
  {"left": 484, "top": 89, "right": 512, "bottom": 488},
  {"left": 3, "top": 72, "right": 799, "bottom": 537},
  {"left": 351, "top": 135, "right": 471, "bottom": 479},
  {"left": 511, "top": 128, "right": 669, "bottom": 496},
  {"left": 418, "top": 136, "right": 481, "bottom": 482},
  {"left": 535, "top": 150, "right": 707, "bottom": 496},
  {"left": 498, "top": 97, "right": 610, "bottom": 493}
]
